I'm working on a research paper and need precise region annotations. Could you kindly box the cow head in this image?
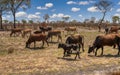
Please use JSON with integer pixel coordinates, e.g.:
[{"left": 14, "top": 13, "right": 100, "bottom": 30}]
[
  {"left": 58, "top": 43, "right": 63, "bottom": 48},
  {"left": 88, "top": 45, "right": 94, "bottom": 53}
]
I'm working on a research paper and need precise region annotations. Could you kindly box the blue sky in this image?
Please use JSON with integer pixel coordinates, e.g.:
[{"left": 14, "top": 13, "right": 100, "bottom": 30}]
[{"left": 2, "top": 0, "right": 120, "bottom": 22}]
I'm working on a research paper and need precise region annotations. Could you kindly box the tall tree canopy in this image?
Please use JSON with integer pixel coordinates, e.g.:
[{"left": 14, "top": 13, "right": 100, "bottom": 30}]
[
  {"left": 0, "top": 0, "right": 9, "bottom": 29},
  {"left": 95, "top": 0, "right": 113, "bottom": 32},
  {"left": 5, "top": 0, "right": 31, "bottom": 28}
]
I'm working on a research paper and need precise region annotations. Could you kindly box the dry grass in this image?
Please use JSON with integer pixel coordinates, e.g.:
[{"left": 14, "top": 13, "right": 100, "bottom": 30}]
[{"left": 0, "top": 29, "right": 120, "bottom": 75}]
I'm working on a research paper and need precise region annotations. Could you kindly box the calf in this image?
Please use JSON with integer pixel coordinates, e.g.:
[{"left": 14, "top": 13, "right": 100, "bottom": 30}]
[
  {"left": 88, "top": 34, "right": 120, "bottom": 56},
  {"left": 66, "top": 34, "right": 84, "bottom": 52},
  {"left": 26, "top": 34, "right": 49, "bottom": 48},
  {"left": 58, "top": 43, "right": 80, "bottom": 59}
]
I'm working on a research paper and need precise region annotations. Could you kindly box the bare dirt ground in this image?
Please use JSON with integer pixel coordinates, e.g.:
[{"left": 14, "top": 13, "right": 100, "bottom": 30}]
[{"left": 0, "top": 28, "right": 120, "bottom": 75}]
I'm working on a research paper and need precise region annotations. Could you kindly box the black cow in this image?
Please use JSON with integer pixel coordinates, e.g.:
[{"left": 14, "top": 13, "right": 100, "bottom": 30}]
[
  {"left": 65, "top": 34, "right": 84, "bottom": 52},
  {"left": 58, "top": 43, "right": 80, "bottom": 59}
]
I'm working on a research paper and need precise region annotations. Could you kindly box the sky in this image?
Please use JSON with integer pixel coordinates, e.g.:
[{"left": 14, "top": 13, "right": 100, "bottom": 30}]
[{"left": 2, "top": 0, "right": 120, "bottom": 22}]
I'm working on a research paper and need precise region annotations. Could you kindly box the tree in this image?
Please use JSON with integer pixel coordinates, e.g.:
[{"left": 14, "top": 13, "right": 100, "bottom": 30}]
[
  {"left": 0, "top": 0, "right": 9, "bottom": 29},
  {"left": 7, "top": 0, "right": 31, "bottom": 28},
  {"left": 28, "top": 20, "right": 33, "bottom": 24},
  {"left": 43, "top": 14, "right": 49, "bottom": 23},
  {"left": 3, "top": 20, "right": 9, "bottom": 24},
  {"left": 90, "top": 17, "right": 96, "bottom": 23},
  {"left": 95, "top": 0, "right": 113, "bottom": 32},
  {"left": 62, "top": 16, "right": 70, "bottom": 22},
  {"left": 112, "top": 16, "right": 119, "bottom": 23},
  {"left": 21, "top": 19, "right": 27, "bottom": 24}
]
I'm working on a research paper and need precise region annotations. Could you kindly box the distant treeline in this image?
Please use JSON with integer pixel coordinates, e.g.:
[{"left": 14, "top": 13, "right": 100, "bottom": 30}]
[{"left": 1, "top": 22, "right": 120, "bottom": 31}]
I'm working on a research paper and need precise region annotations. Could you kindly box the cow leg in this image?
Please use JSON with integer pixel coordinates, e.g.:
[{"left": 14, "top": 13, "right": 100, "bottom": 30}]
[
  {"left": 95, "top": 47, "right": 100, "bottom": 56},
  {"left": 101, "top": 47, "right": 104, "bottom": 56},
  {"left": 81, "top": 43, "right": 84, "bottom": 52},
  {"left": 34, "top": 41, "right": 36, "bottom": 48},
  {"left": 118, "top": 45, "right": 120, "bottom": 55},
  {"left": 10, "top": 32, "right": 13, "bottom": 37},
  {"left": 45, "top": 40, "right": 49, "bottom": 46},
  {"left": 41, "top": 41, "right": 44, "bottom": 47},
  {"left": 63, "top": 50, "right": 66, "bottom": 57},
  {"left": 113, "top": 44, "right": 116, "bottom": 49},
  {"left": 75, "top": 50, "right": 80, "bottom": 60}
]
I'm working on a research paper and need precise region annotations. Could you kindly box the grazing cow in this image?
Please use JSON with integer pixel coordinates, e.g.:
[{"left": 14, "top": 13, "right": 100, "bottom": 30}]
[
  {"left": 10, "top": 28, "right": 23, "bottom": 37},
  {"left": 65, "top": 27, "right": 77, "bottom": 34},
  {"left": 58, "top": 43, "right": 80, "bottom": 59},
  {"left": 47, "top": 30, "right": 62, "bottom": 42},
  {"left": 109, "top": 26, "right": 120, "bottom": 33},
  {"left": 26, "top": 34, "right": 49, "bottom": 48},
  {"left": 22, "top": 29, "right": 32, "bottom": 38},
  {"left": 88, "top": 34, "right": 120, "bottom": 56},
  {"left": 65, "top": 34, "right": 84, "bottom": 52},
  {"left": 39, "top": 26, "right": 52, "bottom": 33}
]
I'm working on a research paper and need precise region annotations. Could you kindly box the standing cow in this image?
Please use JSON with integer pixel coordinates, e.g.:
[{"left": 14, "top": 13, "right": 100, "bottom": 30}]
[
  {"left": 65, "top": 34, "right": 84, "bottom": 52},
  {"left": 88, "top": 34, "right": 120, "bottom": 56}
]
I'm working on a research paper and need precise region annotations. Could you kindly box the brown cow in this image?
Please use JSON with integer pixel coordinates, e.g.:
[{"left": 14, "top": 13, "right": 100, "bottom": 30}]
[
  {"left": 88, "top": 34, "right": 120, "bottom": 56},
  {"left": 65, "top": 34, "right": 84, "bottom": 52},
  {"left": 65, "top": 27, "right": 77, "bottom": 35},
  {"left": 22, "top": 29, "right": 32, "bottom": 38},
  {"left": 26, "top": 34, "right": 49, "bottom": 48},
  {"left": 47, "top": 30, "right": 62, "bottom": 42},
  {"left": 10, "top": 28, "right": 23, "bottom": 37},
  {"left": 109, "top": 26, "right": 120, "bottom": 33}
]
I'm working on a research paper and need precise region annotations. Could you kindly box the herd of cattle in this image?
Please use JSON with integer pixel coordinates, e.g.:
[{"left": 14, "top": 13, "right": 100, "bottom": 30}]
[{"left": 9, "top": 25, "right": 120, "bottom": 59}]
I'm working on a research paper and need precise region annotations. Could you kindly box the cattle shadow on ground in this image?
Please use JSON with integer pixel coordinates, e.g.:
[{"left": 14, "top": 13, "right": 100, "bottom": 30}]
[
  {"left": 57, "top": 57, "right": 80, "bottom": 61},
  {"left": 88, "top": 54, "right": 120, "bottom": 58},
  {"left": 48, "top": 41, "right": 59, "bottom": 44},
  {"left": 26, "top": 47, "right": 45, "bottom": 50},
  {"left": 97, "top": 54, "right": 120, "bottom": 58}
]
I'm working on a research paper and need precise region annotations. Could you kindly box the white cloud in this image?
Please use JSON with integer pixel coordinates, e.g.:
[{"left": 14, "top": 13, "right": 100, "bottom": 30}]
[
  {"left": 78, "top": 14, "right": 83, "bottom": 17},
  {"left": 50, "top": 13, "right": 71, "bottom": 18},
  {"left": 118, "top": 2, "right": 120, "bottom": 5},
  {"left": 16, "top": 11, "right": 27, "bottom": 17},
  {"left": 35, "top": 12, "right": 41, "bottom": 15},
  {"left": 45, "top": 3, "right": 53, "bottom": 8},
  {"left": 28, "top": 14, "right": 40, "bottom": 19},
  {"left": 71, "top": 7, "right": 80, "bottom": 12},
  {"left": 114, "top": 13, "right": 120, "bottom": 17},
  {"left": 116, "top": 9, "right": 120, "bottom": 12},
  {"left": 67, "top": 1, "right": 76, "bottom": 4},
  {"left": 2, "top": 16, "right": 6, "bottom": 20},
  {"left": 37, "top": 6, "right": 47, "bottom": 10},
  {"left": 87, "top": 6, "right": 98, "bottom": 12},
  {"left": 79, "top": 1, "right": 89, "bottom": 5},
  {"left": 37, "top": 3, "right": 53, "bottom": 10}
]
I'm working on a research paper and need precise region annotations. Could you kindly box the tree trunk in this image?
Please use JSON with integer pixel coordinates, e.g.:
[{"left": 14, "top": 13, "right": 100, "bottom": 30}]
[
  {"left": 13, "top": 11, "right": 16, "bottom": 28},
  {"left": 98, "top": 12, "right": 106, "bottom": 32},
  {"left": 0, "top": 14, "right": 3, "bottom": 30}
]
